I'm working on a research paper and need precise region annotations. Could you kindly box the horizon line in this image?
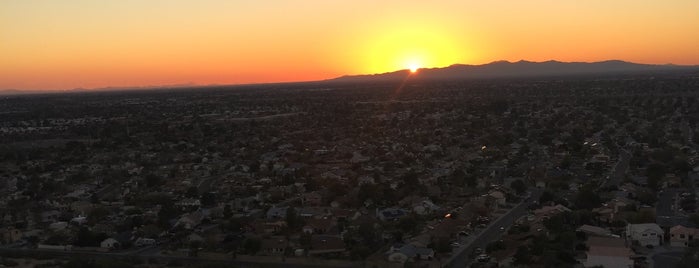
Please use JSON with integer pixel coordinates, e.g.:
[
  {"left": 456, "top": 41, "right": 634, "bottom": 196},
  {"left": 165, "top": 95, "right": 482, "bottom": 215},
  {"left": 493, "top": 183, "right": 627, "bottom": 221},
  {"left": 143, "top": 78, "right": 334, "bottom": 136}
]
[{"left": 3, "top": 58, "right": 699, "bottom": 93}]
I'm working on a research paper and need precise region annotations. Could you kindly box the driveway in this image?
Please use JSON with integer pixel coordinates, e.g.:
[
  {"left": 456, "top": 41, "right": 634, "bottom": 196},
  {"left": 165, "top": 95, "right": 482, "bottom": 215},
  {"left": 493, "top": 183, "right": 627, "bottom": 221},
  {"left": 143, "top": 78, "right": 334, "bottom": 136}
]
[{"left": 649, "top": 245, "right": 685, "bottom": 268}]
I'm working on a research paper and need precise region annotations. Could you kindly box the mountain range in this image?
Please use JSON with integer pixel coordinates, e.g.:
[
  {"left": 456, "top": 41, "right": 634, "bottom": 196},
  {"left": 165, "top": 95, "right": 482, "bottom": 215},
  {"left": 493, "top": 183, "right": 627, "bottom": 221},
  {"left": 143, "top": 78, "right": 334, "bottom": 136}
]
[
  {"left": 330, "top": 60, "right": 699, "bottom": 83},
  {"left": 3, "top": 60, "right": 699, "bottom": 95}
]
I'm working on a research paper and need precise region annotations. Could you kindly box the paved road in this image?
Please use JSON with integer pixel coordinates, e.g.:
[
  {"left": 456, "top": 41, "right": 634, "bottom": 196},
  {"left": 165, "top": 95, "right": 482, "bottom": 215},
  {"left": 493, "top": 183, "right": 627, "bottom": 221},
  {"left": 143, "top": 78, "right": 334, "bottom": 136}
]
[
  {"left": 651, "top": 248, "right": 684, "bottom": 268},
  {"left": 657, "top": 189, "right": 678, "bottom": 218},
  {"left": 445, "top": 188, "right": 542, "bottom": 268},
  {"left": 603, "top": 149, "right": 631, "bottom": 188},
  {"left": 656, "top": 188, "right": 692, "bottom": 228}
]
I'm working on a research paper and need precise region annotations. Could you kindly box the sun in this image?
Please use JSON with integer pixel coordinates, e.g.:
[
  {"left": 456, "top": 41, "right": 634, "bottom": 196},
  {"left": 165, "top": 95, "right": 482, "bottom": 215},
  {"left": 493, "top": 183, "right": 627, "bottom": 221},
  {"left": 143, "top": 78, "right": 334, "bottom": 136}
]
[{"left": 408, "top": 63, "right": 420, "bottom": 73}]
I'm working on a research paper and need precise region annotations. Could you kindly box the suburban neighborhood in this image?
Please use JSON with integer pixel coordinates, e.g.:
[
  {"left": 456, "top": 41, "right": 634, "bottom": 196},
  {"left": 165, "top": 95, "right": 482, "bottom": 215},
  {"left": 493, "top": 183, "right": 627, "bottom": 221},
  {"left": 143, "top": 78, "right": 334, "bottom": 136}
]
[{"left": 1, "top": 73, "right": 699, "bottom": 267}]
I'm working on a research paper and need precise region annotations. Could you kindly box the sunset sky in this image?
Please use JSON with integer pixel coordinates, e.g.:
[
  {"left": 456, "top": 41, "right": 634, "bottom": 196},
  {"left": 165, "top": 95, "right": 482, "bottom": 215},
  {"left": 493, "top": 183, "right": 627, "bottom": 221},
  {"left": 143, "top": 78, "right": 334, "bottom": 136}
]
[{"left": 2, "top": 0, "right": 698, "bottom": 90}]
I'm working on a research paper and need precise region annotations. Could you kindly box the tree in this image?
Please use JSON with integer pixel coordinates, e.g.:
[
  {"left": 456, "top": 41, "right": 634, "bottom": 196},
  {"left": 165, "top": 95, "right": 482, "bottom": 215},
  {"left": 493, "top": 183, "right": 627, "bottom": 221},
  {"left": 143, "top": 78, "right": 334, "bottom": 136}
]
[
  {"left": 539, "top": 191, "right": 555, "bottom": 204},
  {"left": 464, "top": 174, "right": 477, "bottom": 188},
  {"left": 74, "top": 227, "right": 108, "bottom": 247},
  {"left": 510, "top": 179, "right": 527, "bottom": 195},
  {"left": 242, "top": 237, "right": 261, "bottom": 255},
  {"left": 88, "top": 206, "right": 111, "bottom": 225},
  {"left": 285, "top": 206, "right": 298, "bottom": 230},
  {"left": 574, "top": 188, "right": 602, "bottom": 210},
  {"left": 185, "top": 186, "right": 199, "bottom": 198},
  {"left": 690, "top": 213, "right": 699, "bottom": 226},
  {"left": 158, "top": 204, "right": 179, "bottom": 228},
  {"left": 201, "top": 192, "right": 217, "bottom": 207},
  {"left": 299, "top": 232, "right": 312, "bottom": 248},
  {"left": 397, "top": 214, "right": 419, "bottom": 234},
  {"left": 144, "top": 173, "right": 162, "bottom": 188},
  {"left": 646, "top": 163, "right": 666, "bottom": 190},
  {"left": 512, "top": 246, "right": 532, "bottom": 266}
]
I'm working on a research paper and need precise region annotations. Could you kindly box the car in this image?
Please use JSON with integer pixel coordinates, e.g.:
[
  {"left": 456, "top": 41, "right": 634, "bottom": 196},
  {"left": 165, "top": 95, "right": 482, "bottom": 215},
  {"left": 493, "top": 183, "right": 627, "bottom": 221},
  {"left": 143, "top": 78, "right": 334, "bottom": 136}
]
[
  {"left": 476, "top": 254, "right": 491, "bottom": 262},
  {"left": 451, "top": 242, "right": 461, "bottom": 248},
  {"left": 474, "top": 247, "right": 483, "bottom": 255},
  {"left": 499, "top": 226, "right": 505, "bottom": 231}
]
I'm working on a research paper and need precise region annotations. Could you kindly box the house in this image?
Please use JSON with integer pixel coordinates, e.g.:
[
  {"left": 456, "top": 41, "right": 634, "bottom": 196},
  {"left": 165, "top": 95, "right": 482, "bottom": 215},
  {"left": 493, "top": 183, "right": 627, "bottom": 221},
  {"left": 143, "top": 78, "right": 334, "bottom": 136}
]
[
  {"left": 41, "top": 210, "right": 61, "bottom": 223},
  {"left": 260, "top": 237, "right": 287, "bottom": 256},
  {"left": 489, "top": 191, "right": 507, "bottom": 206},
  {"left": 577, "top": 225, "right": 613, "bottom": 237},
  {"left": 1, "top": 227, "right": 22, "bottom": 244},
  {"left": 669, "top": 225, "right": 699, "bottom": 247},
  {"left": 70, "top": 201, "right": 93, "bottom": 215},
  {"left": 100, "top": 238, "right": 119, "bottom": 249},
  {"left": 251, "top": 220, "right": 286, "bottom": 234},
  {"left": 533, "top": 204, "right": 571, "bottom": 219},
  {"left": 266, "top": 206, "right": 288, "bottom": 219},
  {"left": 387, "top": 243, "right": 435, "bottom": 263},
  {"left": 187, "top": 233, "right": 204, "bottom": 244},
  {"left": 376, "top": 208, "right": 409, "bottom": 221},
  {"left": 174, "top": 211, "right": 204, "bottom": 229},
  {"left": 584, "top": 236, "right": 633, "bottom": 268},
  {"left": 49, "top": 221, "right": 68, "bottom": 231},
  {"left": 626, "top": 223, "right": 663, "bottom": 247},
  {"left": 176, "top": 198, "right": 201, "bottom": 209},
  {"left": 134, "top": 237, "right": 156, "bottom": 247},
  {"left": 297, "top": 207, "right": 327, "bottom": 218},
  {"left": 302, "top": 217, "right": 334, "bottom": 234},
  {"left": 413, "top": 199, "right": 441, "bottom": 216},
  {"left": 70, "top": 216, "right": 87, "bottom": 225},
  {"left": 302, "top": 192, "right": 323, "bottom": 206},
  {"left": 330, "top": 208, "right": 357, "bottom": 221},
  {"left": 308, "top": 235, "right": 345, "bottom": 256}
]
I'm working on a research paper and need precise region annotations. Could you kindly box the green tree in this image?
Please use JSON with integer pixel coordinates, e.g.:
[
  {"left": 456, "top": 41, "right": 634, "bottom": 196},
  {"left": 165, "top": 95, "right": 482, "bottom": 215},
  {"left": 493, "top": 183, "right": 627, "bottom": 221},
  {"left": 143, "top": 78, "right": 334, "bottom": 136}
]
[
  {"left": 512, "top": 246, "right": 532, "bottom": 266},
  {"left": 510, "top": 179, "right": 527, "bottom": 195},
  {"left": 158, "top": 204, "right": 179, "bottom": 228},
  {"left": 88, "top": 206, "right": 111, "bottom": 225},
  {"left": 285, "top": 206, "right": 298, "bottom": 230},
  {"left": 539, "top": 191, "right": 555, "bottom": 204},
  {"left": 144, "top": 173, "right": 162, "bottom": 188},
  {"left": 242, "top": 237, "right": 261, "bottom": 255},
  {"left": 201, "top": 192, "right": 217, "bottom": 207},
  {"left": 574, "top": 188, "right": 602, "bottom": 210}
]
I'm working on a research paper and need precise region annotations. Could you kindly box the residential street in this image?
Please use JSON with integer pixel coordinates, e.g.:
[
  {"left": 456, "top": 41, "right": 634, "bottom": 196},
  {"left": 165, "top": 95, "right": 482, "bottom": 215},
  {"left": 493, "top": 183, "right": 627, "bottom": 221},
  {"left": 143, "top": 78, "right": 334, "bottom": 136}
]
[{"left": 445, "top": 188, "right": 543, "bottom": 268}]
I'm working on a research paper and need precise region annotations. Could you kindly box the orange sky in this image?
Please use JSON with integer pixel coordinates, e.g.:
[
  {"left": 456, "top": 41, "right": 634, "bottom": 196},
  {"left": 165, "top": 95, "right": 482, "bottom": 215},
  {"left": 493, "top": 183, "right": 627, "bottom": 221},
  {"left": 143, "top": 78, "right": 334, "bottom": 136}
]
[{"left": 2, "top": 0, "right": 698, "bottom": 90}]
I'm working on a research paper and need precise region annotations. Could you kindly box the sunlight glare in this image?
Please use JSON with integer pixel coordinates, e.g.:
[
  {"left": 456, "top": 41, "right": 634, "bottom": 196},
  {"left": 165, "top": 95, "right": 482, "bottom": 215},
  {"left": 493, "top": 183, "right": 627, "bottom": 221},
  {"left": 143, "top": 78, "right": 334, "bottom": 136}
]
[{"left": 409, "top": 63, "right": 419, "bottom": 73}]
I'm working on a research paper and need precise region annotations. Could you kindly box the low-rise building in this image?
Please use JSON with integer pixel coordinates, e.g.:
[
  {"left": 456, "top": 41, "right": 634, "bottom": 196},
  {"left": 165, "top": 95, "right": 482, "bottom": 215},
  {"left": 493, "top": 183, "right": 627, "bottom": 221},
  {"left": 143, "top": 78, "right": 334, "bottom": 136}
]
[
  {"left": 626, "top": 223, "right": 663, "bottom": 247},
  {"left": 100, "top": 238, "right": 120, "bottom": 249},
  {"left": 584, "top": 236, "right": 633, "bottom": 268},
  {"left": 669, "top": 225, "right": 699, "bottom": 247}
]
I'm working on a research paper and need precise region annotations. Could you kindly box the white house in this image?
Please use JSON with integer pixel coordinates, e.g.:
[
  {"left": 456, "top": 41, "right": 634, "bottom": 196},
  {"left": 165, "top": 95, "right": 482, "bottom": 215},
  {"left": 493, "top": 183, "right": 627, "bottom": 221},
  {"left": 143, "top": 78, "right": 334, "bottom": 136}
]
[
  {"left": 100, "top": 238, "right": 119, "bottom": 249},
  {"left": 626, "top": 223, "right": 663, "bottom": 247}
]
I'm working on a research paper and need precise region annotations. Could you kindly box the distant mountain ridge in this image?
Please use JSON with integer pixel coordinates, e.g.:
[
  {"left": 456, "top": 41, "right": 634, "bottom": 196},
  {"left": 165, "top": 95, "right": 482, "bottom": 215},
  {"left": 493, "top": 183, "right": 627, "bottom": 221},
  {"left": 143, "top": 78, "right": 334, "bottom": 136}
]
[
  {"left": 330, "top": 60, "right": 699, "bottom": 82},
  {"left": 3, "top": 60, "right": 698, "bottom": 94}
]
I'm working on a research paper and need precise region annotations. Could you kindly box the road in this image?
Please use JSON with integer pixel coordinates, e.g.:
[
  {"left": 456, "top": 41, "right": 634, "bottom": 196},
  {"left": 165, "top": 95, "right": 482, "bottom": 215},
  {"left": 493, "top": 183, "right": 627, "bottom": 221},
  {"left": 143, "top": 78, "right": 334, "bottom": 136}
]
[
  {"left": 444, "top": 188, "right": 543, "bottom": 268},
  {"left": 603, "top": 149, "right": 631, "bottom": 188},
  {"left": 650, "top": 247, "right": 684, "bottom": 268},
  {"left": 656, "top": 188, "right": 691, "bottom": 228}
]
